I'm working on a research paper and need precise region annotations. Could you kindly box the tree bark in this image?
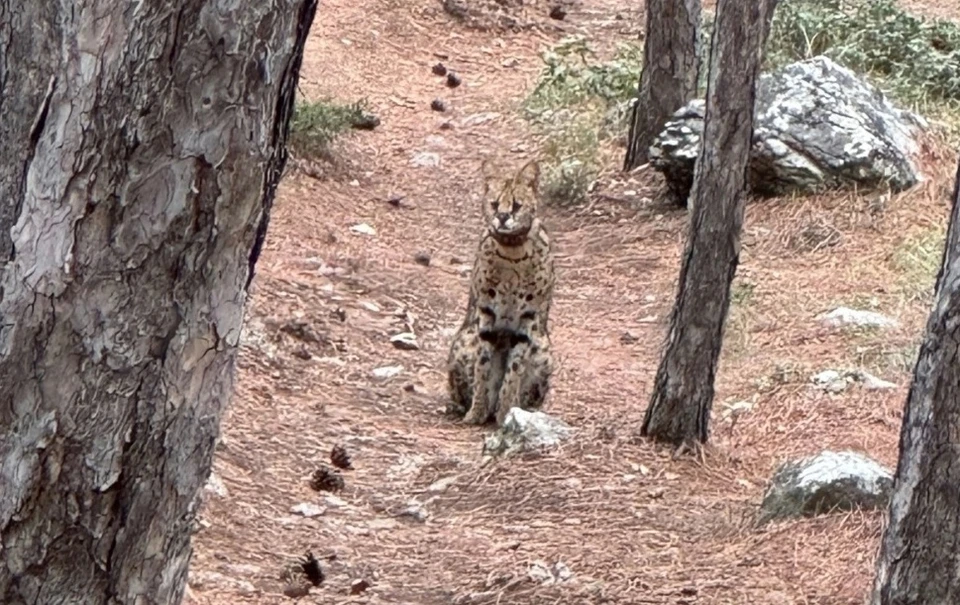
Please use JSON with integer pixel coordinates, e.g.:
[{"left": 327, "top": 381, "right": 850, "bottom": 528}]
[
  {"left": 641, "top": 0, "right": 776, "bottom": 446},
  {"left": 0, "top": 0, "right": 316, "bottom": 603},
  {"left": 870, "top": 155, "right": 960, "bottom": 604},
  {"left": 623, "top": 0, "right": 701, "bottom": 171}
]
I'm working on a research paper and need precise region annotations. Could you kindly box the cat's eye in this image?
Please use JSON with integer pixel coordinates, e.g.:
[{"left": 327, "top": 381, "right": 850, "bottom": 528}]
[{"left": 512, "top": 200, "right": 521, "bottom": 212}]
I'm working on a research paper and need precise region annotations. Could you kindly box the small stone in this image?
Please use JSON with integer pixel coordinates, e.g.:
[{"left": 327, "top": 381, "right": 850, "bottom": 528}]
[
  {"left": 350, "top": 223, "right": 377, "bottom": 236},
  {"left": 372, "top": 365, "right": 403, "bottom": 379},
  {"left": 432, "top": 62, "right": 447, "bottom": 76},
  {"left": 413, "top": 251, "right": 431, "bottom": 266},
  {"left": 350, "top": 579, "right": 371, "bottom": 595},
  {"left": 350, "top": 111, "right": 380, "bottom": 130},
  {"left": 386, "top": 195, "right": 405, "bottom": 207},
  {"left": 483, "top": 408, "right": 574, "bottom": 457},
  {"left": 446, "top": 72, "right": 462, "bottom": 88},
  {"left": 410, "top": 151, "right": 441, "bottom": 167},
  {"left": 859, "top": 370, "right": 897, "bottom": 390},
  {"left": 549, "top": 5, "right": 567, "bottom": 19},
  {"left": 290, "top": 502, "right": 326, "bottom": 518},
  {"left": 390, "top": 332, "right": 419, "bottom": 350},
  {"left": 203, "top": 472, "right": 229, "bottom": 498},
  {"left": 430, "top": 98, "right": 447, "bottom": 112},
  {"left": 398, "top": 499, "right": 429, "bottom": 522},
  {"left": 811, "top": 369, "right": 850, "bottom": 393}
]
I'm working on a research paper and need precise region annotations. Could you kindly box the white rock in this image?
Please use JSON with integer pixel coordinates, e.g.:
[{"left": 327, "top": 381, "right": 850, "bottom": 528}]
[
  {"left": 811, "top": 369, "right": 850, "bottom": 393},
  {"left": 390, "top": 332, "right": 419, "bottom": 350},
  {"left": 410, "top": 151, "right": 441, "bottom": 167},
  {"left": 350, "top": 223, "right": 377, "bottom": 236},
  {"left": 290, "top": 502, "right": 326, "bottom": 518},
  {"left": 203, "top": 472, "right": 229, "bottom": 498},
  {"left": 811, "top": 368, "right": 897, "bottom": 392},
  {"left": 528, "top": 560, "right": 574, "bottom": 586},
  {"left": 858, "top": 370, "right": 897, "bottom": 390},
  {"left": 818, "top": 307, "right": 898, "bottom": 329},
  {"left": 483, "top": 408, "right": 574, "bottom": 457},
  {"left": 372, "top": 365, "right": 403, "bottom": 379}
]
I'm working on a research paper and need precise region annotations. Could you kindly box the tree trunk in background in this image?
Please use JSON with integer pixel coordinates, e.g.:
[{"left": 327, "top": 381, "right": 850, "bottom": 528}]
[
  {"left": 0, "top": 0, "right": 316, "bottom": 602},
  {"left": 641, "top": 0, "right": 776, "bottom": 446},
  {"left": 623, "top": 0, "right": 701, "bottom": 171},
  {"left": 870, "top": 156, "right": 960, "bottom": 604}
]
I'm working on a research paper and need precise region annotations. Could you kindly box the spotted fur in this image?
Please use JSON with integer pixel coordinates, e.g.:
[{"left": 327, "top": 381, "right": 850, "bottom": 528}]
[{"left": 447, "top": 159, "right": 556, "bottom": 426}]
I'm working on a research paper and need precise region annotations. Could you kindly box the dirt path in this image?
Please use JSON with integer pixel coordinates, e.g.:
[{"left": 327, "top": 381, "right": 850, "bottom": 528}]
[{"left": 188, "top": 1, "right": 958, "bottom": 603}]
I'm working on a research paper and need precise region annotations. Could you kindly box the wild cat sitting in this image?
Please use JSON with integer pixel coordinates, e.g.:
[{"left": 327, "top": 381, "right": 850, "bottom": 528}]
[{"left": 447, "top": 159, "right": 556, "bottom": 426}]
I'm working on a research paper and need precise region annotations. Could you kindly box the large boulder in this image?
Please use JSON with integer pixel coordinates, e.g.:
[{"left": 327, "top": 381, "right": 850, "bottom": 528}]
[
  {"left": 650, "top": 56, "right": 926, "bottom": 205},
  {"left": 758, "top": 450, "right": 893, "bottom": 524}
]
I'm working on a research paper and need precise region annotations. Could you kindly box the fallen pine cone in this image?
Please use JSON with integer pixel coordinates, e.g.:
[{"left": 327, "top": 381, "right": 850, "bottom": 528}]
[
  {"left": 309, "top": 466, "right": 345, "bottom": 493},
  {"left": 300, "top": 552, "right": 325, "bottom": 587},
  {"left": 330, "top": 445, "right": 353, "bottom": 470}
]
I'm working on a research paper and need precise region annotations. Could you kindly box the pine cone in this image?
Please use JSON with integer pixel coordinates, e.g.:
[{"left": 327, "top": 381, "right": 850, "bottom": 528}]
[
  {"left": 309, "top": 466, "right": 344, "bottom": 492},
  {"left": 330, "top": 445, "right": 353, "bottom": 470},
  {"left": 300, "top": 552, "right": 325, "bottom": 586}
]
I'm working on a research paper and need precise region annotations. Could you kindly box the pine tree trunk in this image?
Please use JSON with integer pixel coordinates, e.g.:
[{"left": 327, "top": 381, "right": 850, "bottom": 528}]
[
  {"left": 641, "top": 0, "right": 775, "bottom": 446},
  {"left": 623, "top": 0, "right": 701, "bottom": 171},
  {"left": 870, "top": 156, "right": 960, "bottom": 604},
  {"left": 0, "top": 1, "right": 316, "bottom": 603}
]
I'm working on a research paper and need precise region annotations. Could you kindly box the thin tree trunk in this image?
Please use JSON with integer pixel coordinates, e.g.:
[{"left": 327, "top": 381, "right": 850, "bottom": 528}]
[
  {"left": 0, "top": 1, "right": 316, "bottom": 603},
  {"left": 623, "top": 0, "right": 701, "bottom": 171},
  {"left": 641, "top": 0, "right": 776, "bottom": 446},
  {"left": 870, "top": 156, "right": 960, "bottom": 604}
]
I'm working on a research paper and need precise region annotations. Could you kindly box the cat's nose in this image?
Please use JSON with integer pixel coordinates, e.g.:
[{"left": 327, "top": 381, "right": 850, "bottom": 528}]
[{"left": 496, "top": 213, "right": 510, "bottom": 225}]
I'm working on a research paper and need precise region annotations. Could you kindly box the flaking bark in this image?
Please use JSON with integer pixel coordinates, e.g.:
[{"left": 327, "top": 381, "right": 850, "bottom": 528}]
[
  {"left": 0, "top": 0, "right": 316, "bottom": 602},
  {"left": 641, "top": 0, "right": 777, "bottom": 446},
  {"left": 870, "top": 155, "right": 960, "bottom": 604},
  {"left": 623, "top": 0, "right": 701, "bottom": 171}
]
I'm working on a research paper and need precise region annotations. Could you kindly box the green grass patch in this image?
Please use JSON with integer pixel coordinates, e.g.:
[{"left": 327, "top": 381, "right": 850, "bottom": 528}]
[
  {"left": 765, "top": 0, "right": 960, "bottom": 134},
  {"left": 523, "top": 36, "right": 642, "bottom": 206},
  {"left": 289, "top": 98, "right": 374, "bottom": 158},
  {"left": 891, "top": 225, "right": 947, "bottom": 301}
]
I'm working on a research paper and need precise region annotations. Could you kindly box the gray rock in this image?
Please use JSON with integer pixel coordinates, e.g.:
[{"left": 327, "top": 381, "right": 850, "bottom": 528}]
[
  {"left": 482, "top": 408, "right": 573, "bottom": 457},
  {"left": 811, "top": 368, "right": 897, "bottom": 392},
  {"left": 650, "top": 56, "right": 925, "bottom": 204},
  {"left": 818, "top": 306, "right": 898, "bottom": 329},
  {"left": 759, "top": 450, "right": 893, "bottom": 524}
]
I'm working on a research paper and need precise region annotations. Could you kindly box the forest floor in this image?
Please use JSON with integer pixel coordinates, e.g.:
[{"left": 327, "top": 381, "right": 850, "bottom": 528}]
[{"left": 188, "top": 0, "right": 960, "bottom": 603}]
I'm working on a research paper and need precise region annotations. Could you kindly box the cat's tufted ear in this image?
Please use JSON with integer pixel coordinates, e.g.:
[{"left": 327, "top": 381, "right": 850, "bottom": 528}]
[
  {"left": 480, "top": 158, "right": 501, "bottom": 193},
  {"left": 515, "top": 159, "right": 541, "bottom": 192}
]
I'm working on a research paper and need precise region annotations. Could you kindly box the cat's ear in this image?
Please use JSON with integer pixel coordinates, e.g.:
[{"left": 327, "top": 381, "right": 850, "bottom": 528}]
[
  {"left": 516, "top": 159, "right": 541, "bottom": 192},
  {"left": 480, "top": 159, "right": 500, "bottom": 195}
]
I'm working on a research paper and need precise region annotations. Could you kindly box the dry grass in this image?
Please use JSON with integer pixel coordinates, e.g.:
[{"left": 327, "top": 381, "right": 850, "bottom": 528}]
[{"left": 186, "top": 0, "right": 959, "bottom": 604}]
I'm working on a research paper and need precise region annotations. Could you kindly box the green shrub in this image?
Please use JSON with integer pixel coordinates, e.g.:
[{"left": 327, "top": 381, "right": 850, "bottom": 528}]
[
  {"left": 289, "top": 98, "right": 372, "bottom": 158},
  {"left": 523, "top": 37, "right": 641, "bottom": 205},
  {"left": 766, "top": 0, "right": 960, "bottom": 106}
]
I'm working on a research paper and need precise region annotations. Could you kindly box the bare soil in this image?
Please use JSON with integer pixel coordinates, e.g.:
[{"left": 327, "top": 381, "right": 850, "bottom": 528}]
[{"left": 188, "top": 1, "right": 959, "bottom": 603}]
